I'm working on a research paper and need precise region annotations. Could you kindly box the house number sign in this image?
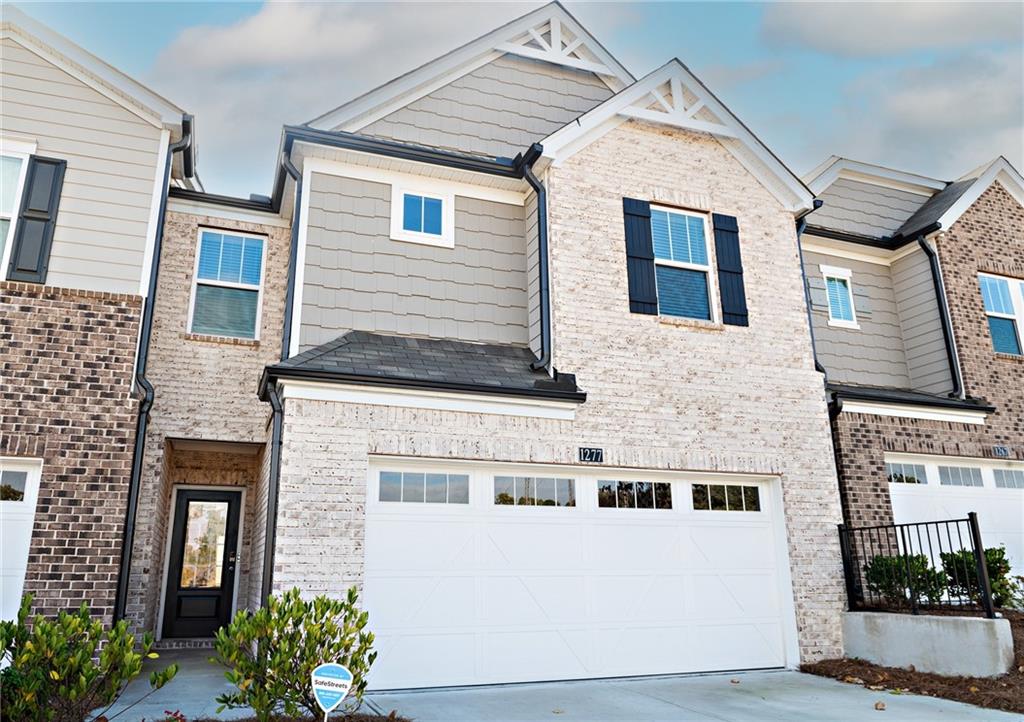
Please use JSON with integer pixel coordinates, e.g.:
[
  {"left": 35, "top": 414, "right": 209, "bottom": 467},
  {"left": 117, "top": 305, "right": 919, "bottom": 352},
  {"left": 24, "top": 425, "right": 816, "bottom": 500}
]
[
  {"left": 579, "top": 447, "right": 604, "bottom": 463},
  {"left": 993, "top": 445, "right": 1011, "bottom": 458}
]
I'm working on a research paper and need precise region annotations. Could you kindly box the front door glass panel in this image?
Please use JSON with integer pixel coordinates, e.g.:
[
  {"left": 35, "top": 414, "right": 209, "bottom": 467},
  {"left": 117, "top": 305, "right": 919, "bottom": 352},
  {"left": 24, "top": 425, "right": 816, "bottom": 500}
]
[{"left": 179, "top": 500, "right": 228, "bottom": 589}]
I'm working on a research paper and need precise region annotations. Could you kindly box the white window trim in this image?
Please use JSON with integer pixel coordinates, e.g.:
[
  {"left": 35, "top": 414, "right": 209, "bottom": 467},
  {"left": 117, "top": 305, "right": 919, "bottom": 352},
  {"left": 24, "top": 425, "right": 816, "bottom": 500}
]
[
  {"left": 820, "top": 264, "right": 859, "bottom": 329},
  {"left": 979, "top": 272, "right": 1024, "bottom": 355},
  {"left": 650, "top": 205, "right": 718, "bottom": 323},
  {"left": 884, "top": 452, "right": 1024, "bottom": 491},
  {"left": 187, "top": 227, "right": 268, "bottom": 341},
  {"left": 0, "top": 137, "right": 35, "bottom": 276},
  {"left": 389, "top": 185, "right": 455, "bottom": 248}
]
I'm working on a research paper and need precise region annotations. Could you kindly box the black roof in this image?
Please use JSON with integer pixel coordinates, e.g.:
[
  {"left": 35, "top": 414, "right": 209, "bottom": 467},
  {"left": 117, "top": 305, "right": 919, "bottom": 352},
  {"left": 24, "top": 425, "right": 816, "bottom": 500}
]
[
  {"left": 828, "top": 382, "right": 994, "bottom": 413},
  {"left": 893, "top": 177, "right": 977, "bottom": 240},
  {"left": 260, "top": 330, "right": 585, "bottom": 402}
]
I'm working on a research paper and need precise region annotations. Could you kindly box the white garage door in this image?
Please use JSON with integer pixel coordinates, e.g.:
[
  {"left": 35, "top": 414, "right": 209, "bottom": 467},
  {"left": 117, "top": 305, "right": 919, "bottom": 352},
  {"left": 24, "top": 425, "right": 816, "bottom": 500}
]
[
  {"left": 887, "top": 455, "right": 1024, "bottom": 574},
  {"left": 1, "top": 459, "right": 43, "bottom": 621},
  {"left": 363, "top": 460, "right": 794, "bottom": 690}
]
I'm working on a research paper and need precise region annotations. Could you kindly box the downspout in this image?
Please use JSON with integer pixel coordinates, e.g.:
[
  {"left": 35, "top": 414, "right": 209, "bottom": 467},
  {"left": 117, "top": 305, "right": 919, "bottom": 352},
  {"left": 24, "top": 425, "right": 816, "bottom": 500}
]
[
  {"left": 520, "top": 143, "right": 551, "bottom": 372},
  {"left": 917, "top": 233, "right": 964, "bottom": 399},
  {"left": 114, "top": 116, "right": 193, "bottom": 622},
  {"left": 259, "top": 152, "right": 302, "bottom": 604}
]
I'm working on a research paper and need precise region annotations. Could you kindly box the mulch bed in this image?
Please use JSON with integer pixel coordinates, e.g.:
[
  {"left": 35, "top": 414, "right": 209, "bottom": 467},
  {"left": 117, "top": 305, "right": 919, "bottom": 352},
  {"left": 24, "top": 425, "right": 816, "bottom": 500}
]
[{"left": 802, "top": 609, "right": 1024, "bottom": 714}]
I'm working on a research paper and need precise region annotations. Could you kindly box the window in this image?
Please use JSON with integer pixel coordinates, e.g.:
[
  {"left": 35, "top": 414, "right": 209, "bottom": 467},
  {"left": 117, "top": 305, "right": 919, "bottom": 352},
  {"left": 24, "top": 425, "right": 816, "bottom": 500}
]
[
  {"left": 189, "top": 230, "right": 265, "bottom": 339},
  {"left": 390, "top": 186, "right": 454, "bottom": 248},
  {"left": 379, "top": 471, "right": 469, "bottom": 504},
  {"left": 494, "top": 476, "right": 575, "bottom": 507},
  {"left": 938, "top": 465, "right": 983, "bottom": 487},
  {"left": 597, "top": 480, "right": 672, "bottom": 509},
  {"left": 650, "top": 207, "right": 713, "bottom": 321},
  {"left": 691, "top": 483, "right": 761, "bottom": 511},
  {"left": 979, "top": 274, "right": 1023, "bottom": 356},
  {"left": 821, "top": 265, "right": 858, "bottom": 328},
  {"left": 994, "top": 469, "right": 1024, "bottom": 489},
  {"left": 0, "top": 469, "right": 28, "bottom": 502},
  {"left": 886, "top": 462, "right": 927, "bottom": 485},
  {"left": 0, "top": 152, "right": 29, "bottom": 270}
]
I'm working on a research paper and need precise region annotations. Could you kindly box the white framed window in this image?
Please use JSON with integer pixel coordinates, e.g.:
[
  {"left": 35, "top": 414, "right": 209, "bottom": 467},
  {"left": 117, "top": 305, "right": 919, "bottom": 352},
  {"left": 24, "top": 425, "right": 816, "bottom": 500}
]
[
  {"left": 389, "top": 185, "right": 455, "bottom": 248},
  {"left": 188, "top": 228, "right": 266, "bottom": 340},
  {"left": 691, "top": 483, "right": 761, "bottom": 512},
  {"left": 379, "top": 470, "right": 469, "bottom": 504},
  {"left": 597, "top": 480, "right": 672, "bottom": 509},
  {"left": 886, "top": 453, "right": 1024, "bottom": 492},
  {"left": 938, "top": 465, "right": 983, "bottom": 487},
  {"left": 886, "top": 462, "right": 927, "bottom": 484},
  {"left": 493, "top": 476, "right": 576, "bottom": 507},
  {"left": 979, "top": 273, "right": 1023, "bottom": 356},
  {"left": 650, "top": 206, "right": 716, "bottom": 321},
  {"left": 994, "top": 469, "right": 1024, "bottom": 489},
  {"left": 0, "top": 138, "right": 34, "bottom": 274},
  {"left": 820, "top": 264, "right": 858, "bottom": 328}
]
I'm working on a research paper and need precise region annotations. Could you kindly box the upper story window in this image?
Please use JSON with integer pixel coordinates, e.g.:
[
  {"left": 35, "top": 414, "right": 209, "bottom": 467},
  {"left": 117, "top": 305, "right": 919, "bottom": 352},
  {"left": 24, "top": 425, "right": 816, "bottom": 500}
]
[
  {"left": 821, "top": 265, "right": 858, "bottom": 329},
  {"left": 0, "top": 152, "right": 29, "bottom": 270},
  {"left": 190, "top": 229, "right": 265, "bottom": 340},
  {"left": 979, "top": 274, "right": 1023, "bottom": 356},
  {"left": 390, "top": 185, "right": 454, "bottom": 248},
  {"left": 650, "top": 206, "right": 713, "bottom": 321}
]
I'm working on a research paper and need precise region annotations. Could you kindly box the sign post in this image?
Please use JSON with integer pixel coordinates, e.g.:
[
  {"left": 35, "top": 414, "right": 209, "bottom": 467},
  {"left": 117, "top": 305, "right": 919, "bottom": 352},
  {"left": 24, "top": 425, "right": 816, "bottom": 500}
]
[{"left": 311, "top": 662, "right": 353, "bottom": 720}]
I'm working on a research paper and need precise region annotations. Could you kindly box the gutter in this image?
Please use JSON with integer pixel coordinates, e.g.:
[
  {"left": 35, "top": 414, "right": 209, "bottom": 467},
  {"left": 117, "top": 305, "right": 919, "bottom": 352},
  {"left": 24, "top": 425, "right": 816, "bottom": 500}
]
[
  {"left": 278, "top": 153, "right": 302, "bottom": 362},
  {"left": 168, "top": 187, "right": 274, "bottom": 213},
  {"left": 916, "top": 231, "right": 964, "bottom": 399},
  {"left": 518, "top": 144, "right": 551, "bottom": 372},
  {"left": 114, "top": 116, "right": 193, "bottom": 622},
  {"left": 796, "top": 200, "right": 827, "bottom": 380}
]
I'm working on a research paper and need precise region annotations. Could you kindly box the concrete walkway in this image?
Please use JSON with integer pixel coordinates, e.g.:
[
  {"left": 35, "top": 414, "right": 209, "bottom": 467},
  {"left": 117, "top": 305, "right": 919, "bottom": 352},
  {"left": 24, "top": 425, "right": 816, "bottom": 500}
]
[{"left": 105, "top": 652, "right": 1018, "bottom": 721}]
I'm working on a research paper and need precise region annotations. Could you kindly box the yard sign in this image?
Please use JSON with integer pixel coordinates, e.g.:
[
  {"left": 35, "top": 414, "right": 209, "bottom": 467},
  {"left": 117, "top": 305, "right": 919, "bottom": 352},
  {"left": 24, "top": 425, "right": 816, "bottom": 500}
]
[{"left": 311, "top": 662, "right": 353, "bottom": 717}]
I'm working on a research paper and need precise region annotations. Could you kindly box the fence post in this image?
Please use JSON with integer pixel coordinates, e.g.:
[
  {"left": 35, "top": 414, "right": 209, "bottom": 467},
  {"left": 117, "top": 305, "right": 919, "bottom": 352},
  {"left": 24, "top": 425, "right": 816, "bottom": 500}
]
[
  {"left": 837, "top": 524, "right": 858, "bottom": 611},
  {"left": 967, "top": 512, "right": 996, "bottom": 619}
]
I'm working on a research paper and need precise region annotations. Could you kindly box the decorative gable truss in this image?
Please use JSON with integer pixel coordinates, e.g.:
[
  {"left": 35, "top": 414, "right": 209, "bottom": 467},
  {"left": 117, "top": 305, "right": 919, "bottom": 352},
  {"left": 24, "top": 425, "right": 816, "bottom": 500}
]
[
  {"left": 495, "top": 13, "right": 619, "bottom": 80},
  {"left": 541, "top": 59, "right": 814, "bottom": 213}
]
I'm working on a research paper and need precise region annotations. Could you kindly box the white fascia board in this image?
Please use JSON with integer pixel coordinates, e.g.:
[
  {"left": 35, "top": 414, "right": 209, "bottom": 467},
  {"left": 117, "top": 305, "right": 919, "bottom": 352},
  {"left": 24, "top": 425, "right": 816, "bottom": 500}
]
[
  {"left": 302, "top": 156, "right": 527, "bottom": 206},
  {"left": 1, "top": 9, "right": 183, "bottom": 128},
  {"left": 139, "top": 129, "right": 171, "bottom": 297},
  {"left": 165, "top": 198, "right": 291, "bottom": 229},
  {"left": 806, "top": 157, "right": 946, "bottom": 196},
  {"left": 842, "top": 400, "right": 987, "bottom": 425},
  {"left": 802, "top": 237, "right": 914, "bottom": 267},
  {"left": 542, "top": 59, "right": 814, "bottom": 213},
  {"left": 936, "top": 158, "right": 1024, "bottom": 232},
  {"left": 278, "top": 379, "right": 579, "bottom": 421},
  {"left": 308, "top": 2, "right": 633, "bottom": 132},
  {"left": 288, "top": 161, "right": 313, "bottom": 359}
]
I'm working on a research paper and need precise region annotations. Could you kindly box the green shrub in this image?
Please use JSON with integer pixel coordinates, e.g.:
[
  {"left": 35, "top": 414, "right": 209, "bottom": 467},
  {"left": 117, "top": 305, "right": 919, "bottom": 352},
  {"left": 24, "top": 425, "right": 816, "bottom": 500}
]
[
  {"left": 211, "top": 587, "right": 377, "bottom": 721},
  {"left": 0, "top": 594, "right": 177, "bottom": 722},
  {"left": 941, "top": 546, "right": 1013, "bottom": 607},
  {"left": 863, "top": 553, "right": 946, "bottom": 606}
]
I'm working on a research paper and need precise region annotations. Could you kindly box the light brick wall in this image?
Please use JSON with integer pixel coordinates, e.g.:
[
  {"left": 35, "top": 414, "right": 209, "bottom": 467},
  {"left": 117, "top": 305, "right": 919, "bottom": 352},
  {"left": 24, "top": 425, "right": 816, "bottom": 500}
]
[
  {"left": 274, "top": 120, "right": 846, "bottom": 662},
  {"left": 124, "top": 210, "right": 289, "bottom": 631}
]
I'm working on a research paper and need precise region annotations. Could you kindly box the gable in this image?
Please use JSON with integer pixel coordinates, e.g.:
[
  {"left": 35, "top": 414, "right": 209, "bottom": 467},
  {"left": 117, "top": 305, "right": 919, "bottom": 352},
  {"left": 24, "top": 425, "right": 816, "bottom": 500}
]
[
  {"left": 357, "top": 53, "right": 613, "bottom": 158},
  {"left": 814, "top": 177, "right": 933, "bottom": 238}
]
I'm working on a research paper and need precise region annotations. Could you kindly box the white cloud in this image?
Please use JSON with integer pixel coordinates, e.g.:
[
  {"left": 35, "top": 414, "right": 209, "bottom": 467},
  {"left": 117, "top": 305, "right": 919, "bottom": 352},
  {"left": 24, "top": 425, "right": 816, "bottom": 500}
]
[{"left": 762, "top": 1, "right": 1022, "bottom": 57}]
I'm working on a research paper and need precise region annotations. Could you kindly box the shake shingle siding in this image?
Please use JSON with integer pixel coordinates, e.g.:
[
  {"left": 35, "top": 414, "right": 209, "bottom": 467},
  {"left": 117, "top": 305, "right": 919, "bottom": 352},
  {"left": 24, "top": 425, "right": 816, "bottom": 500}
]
[
  {"left": 356, "top": 54, "right": 612, "bottom": 157},
  {"left": 891, "top": 247, "right": 953, "bottom": 394},
  {"left": 814, "top": 178, "right": 931, "bottom": 238}
]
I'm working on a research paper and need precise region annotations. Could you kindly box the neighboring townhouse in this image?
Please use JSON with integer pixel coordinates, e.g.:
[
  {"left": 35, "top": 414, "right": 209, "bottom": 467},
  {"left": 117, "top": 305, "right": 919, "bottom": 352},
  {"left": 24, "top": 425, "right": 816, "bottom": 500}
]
[
  {"left": 801, "top": 156, "right": 1024, "bottom": 571},
  {"left": 122, "top": 3, "right": 847, "bottom": 688},
  {"left": 0, "top": 8, "right": 196, "bottom": 624}
]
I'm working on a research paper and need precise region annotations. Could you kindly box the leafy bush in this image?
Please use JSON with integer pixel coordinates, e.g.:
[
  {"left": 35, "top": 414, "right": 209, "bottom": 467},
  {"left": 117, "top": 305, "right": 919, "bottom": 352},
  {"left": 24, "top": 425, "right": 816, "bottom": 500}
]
[
  {"left": 863, "top": 554, "right": 946, "bottom": 606},
  {"left": 941, "top": 546, "right": 1013, "bottom": 607},
  {"left": 0, "top": 594, "right": 177, "bottom": 722},
  {"left": 211, "top": 587, "right": 377, "bottom": 721}
]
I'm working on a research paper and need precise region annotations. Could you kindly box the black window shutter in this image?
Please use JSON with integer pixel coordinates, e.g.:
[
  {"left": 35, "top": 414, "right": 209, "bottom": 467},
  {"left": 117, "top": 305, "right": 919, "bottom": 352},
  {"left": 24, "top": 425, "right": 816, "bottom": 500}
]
[
  {"left": 712, "top": 213, "right": 748, "bottom": 326},
  {"left": 622, "top": 197, "right": 657, "bottom": 314},
  {"left": 7, "top": 156, "right": 67, "bottom": 284}
]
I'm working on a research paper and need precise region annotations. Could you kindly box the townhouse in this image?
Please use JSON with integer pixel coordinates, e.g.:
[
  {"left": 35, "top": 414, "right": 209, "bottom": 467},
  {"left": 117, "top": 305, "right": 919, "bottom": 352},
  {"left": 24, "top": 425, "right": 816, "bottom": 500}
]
[
  {"left": 0, "top": 7, "right": 196, "bottom": 624},
  {"left": 802, "top": 156, "right": 1024, "bottom": 571}
]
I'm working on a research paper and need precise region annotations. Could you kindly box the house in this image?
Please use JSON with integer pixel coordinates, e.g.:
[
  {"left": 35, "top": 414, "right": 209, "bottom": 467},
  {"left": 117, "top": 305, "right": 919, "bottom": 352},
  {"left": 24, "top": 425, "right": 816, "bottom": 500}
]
[
  {"left": 116, "top": 2, "right": 847, "bottom": 689},
  {"left": 801, "top": 156, "right": 1024, "bottom": 571}
]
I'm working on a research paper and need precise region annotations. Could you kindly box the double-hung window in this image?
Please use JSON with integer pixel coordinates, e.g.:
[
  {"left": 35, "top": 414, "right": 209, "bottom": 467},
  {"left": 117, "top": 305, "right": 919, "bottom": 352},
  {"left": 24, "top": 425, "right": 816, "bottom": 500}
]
[
  {"left": 821, "top": 265, "right": 858, "bottom": 328},
  {"left": 0, "top": 148, "right": 30, "bottom": 271},
  {"left": 390, "top": 186, "right": 454, "bottom": 248},
  {"left": 979, "top": 274, "right": 1023, "bottom": 356},
  {"left": 650, "top": 206, "right": 713, "bottom": 320},
  {"left": 189, "top": 229, "right": 265, "bottom": 340}
]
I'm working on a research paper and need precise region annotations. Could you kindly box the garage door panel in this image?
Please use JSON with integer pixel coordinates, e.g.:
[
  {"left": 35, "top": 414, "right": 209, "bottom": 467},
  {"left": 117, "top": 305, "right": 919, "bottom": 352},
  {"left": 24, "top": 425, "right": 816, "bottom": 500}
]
[
  {"left": 687, "top": 525, "right": 776, "bottom": 570},
  {"left": 588, "top": 574, "right": 673, "bottom": 622},
  {"left": 518, "top": 576, "right": 586, "bottom": 622},
  {"left": 373, "top": 632, "right": 477, "bottom": 688},
  {"left": 365, "top": 575, "right": 477, "bottom": 628},
  {"left": 481, "top": 629, "right": 589, "bottom": 682},
  {"left": 590, "top": 625, "right": 690, "bottom": 675},
  {"left": 484, "top": 523, "right": 583, "bottom": 569},
  {"left": 365, "top": 519, "right": 475, "bottom": 570},
  {"left": 686, "top": 622, "right": 784, "bottom": 670},
  {"left": 584, "top": 524, "right": 685, "bottom": 570}
]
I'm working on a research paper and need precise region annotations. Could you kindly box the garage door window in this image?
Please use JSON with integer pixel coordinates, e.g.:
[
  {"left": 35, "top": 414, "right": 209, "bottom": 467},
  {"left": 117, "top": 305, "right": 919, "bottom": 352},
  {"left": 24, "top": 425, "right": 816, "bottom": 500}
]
[
  {"left": 0, "top": 470, "right": 28, "bottom": 502},
  {"left": 494, "top": 476, "right": 575, "bottom": 507},
  {"left": 379, "top": 471, "right": 469, "bottom": 504},
  {"left": 937, "top": 466, "right": 983, "bottom": 487},
  {"left": 692, "top": 483, "right": 760, "bottom": 511},
  {"left": 886, "top": 462, "right": 927, "bottom": 484},
  {"left": 597, "top": 480, "right": 672, "bottom": 509},
  {"left": 994, "top": 469, "right": 1024, "bottom": 489}
]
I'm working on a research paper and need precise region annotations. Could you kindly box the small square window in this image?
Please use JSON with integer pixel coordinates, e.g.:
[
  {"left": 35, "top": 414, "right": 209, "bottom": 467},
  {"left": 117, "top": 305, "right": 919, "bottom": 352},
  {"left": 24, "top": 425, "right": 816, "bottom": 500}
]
[
  {"left": 0, "top": 470, "right": 28, "bottom": 502},
  {"left": 821, "top": 266, "right": 857, "bottom": 327},
  {"left": 391, "top": 188, "right": 453, "bottom": 247}
]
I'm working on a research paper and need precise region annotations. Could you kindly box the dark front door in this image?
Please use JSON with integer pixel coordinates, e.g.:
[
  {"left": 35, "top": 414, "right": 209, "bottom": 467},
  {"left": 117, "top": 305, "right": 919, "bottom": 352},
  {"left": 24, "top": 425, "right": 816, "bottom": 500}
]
[{"left": 162, "top": 489, "right": 241, "bottom": 638}]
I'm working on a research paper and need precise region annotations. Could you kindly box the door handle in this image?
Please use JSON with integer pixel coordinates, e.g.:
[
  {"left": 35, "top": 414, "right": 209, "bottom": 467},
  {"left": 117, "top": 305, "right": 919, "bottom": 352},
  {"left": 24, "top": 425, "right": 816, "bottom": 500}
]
[{"left": 228, "top": 551, "right": 237, "bottom": 572}]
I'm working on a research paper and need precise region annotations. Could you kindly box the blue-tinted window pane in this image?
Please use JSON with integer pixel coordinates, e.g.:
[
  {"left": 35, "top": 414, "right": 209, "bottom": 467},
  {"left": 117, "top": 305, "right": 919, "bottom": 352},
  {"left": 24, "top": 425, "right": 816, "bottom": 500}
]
[
  {"left": 402, "top": 194, "right": 422, "bottom": 232},
  {"left": 651, "top": 210, "right": 671, "bottom": 260},
  {"left": 668, "top": 212, "right": 690, "bottom": 262},
  {"left": 656, "top": 265, "right": 710, "bottom": 320},
  {"left": 220, "top": 234, "right": 243, "bottom": 283},
  {"left": 827, "top": 276, "right": 854, "bottom": 321},
  {"left": 980, "top": 276, "right": 1014, "bottom": 314},
  {"left": 192, "top": 285, "right": 258, "bottom": 338},
  {"left": 423, "top": 197, "right": 442, "bottom": 235},
  {"left": 989, "top": 317, "right": 1022, "bottom": 355},
  {"left": 240, "top": 238, "right": 263, "bottom": 285},
  {"left": 197, "top": 232, "right": 222, "bottom": 281},
  {"left": 687, "top": 215, "right": 707, "bottom": 265}
]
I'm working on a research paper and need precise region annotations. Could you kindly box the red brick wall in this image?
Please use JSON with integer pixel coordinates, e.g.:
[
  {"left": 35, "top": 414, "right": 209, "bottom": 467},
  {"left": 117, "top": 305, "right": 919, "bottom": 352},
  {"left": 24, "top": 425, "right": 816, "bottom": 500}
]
[{"left": 0, "top": 281, "right": 141, "bottom": 624}]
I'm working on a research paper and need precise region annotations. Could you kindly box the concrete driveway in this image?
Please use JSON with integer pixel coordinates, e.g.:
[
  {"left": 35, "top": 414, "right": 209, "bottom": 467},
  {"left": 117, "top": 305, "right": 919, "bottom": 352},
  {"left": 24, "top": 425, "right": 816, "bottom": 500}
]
[{"left": 367, "top": 670, "right": 1018, "bottom": 722}]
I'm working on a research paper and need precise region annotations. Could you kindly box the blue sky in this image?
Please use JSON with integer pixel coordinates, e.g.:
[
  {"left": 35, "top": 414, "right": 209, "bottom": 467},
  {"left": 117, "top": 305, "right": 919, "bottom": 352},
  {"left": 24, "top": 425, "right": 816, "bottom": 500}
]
[{"left": 21, "top": 2, "right": 1023, "bottom": 197}]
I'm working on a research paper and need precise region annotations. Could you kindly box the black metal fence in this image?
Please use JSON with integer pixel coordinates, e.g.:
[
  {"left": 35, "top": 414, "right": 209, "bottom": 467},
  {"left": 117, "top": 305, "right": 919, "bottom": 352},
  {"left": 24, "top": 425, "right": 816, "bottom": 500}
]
[{"left": 838, "top": 512, "right": 995, "bottom": 618}]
